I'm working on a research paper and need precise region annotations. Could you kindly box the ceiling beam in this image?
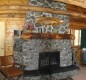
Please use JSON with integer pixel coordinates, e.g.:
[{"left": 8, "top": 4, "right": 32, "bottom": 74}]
[
  {"left": 0, "top": 5, "right": 85, "bottom": 29},
  {"left": 66, "top": 4, "right": 86, "bottom": 14},
  {"left": 69, "top": 22, "right": 86, "bottom": 29},
  {"left": 0, "top": 0, "right": 28, "bottom": 6},
  {"left": 0, "top": 14, "right": 26, "bottom": 18},
  {"left": 0, "top": 5, "right": 86, "bottom": 18},
  {"left": 69, "top": 17, "right": 86, "bottom": 29},
  {"left": 70, "top": 17, "right": 86, "bottom": 24},
  {"left": 0, "top": 5, "right": 28, "bottom": 10},
  {"left": 28, "top": 6, "right": 86, "bottom": 18},
  {"left": 54, "top": 0, "right": 86, "bottom": 9},
  {"left": 0, "top": 10, "right": 26, "bottom": 14},
  {"left": 67, "top": 4, "right": 86, "bottom": 29},
  {"left": 0, "top": 18, "right": 25, "bottom": 21}
]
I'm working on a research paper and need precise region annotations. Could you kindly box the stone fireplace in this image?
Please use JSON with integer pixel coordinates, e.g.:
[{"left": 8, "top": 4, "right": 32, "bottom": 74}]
[
  {"left": 13, "top": 0, "right": 79, "bottom": 80},
  {"left": 14, "top": 39, "right": 79, "bottom": 80}
]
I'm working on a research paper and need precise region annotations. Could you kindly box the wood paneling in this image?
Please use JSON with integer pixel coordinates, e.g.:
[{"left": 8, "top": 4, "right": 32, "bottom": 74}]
[
  {"left": 0, "top": 1, "right": 28, "bottom": 17},
  {"left": 70, "top": 22, "right": 86, "bottom": 29},
  {"left": 67, "top": 4, "right": 86, "bottom": 29},
  {"left": 54, "top": 0, "right": 86, "bottom": 9},
  {"left": 0, "top": 5, "right": 86, "bottom": 18},
  {"left": 5, "top": 20, "right": 24, "bottom": 55},
  {"left": 0, "top": 0, "right": 28, "bottom": 6},
  {"left": 67, "top": 4, "right": 86, "bottom": 14},
  {"left": 27, "top": 6, "right": 86, "bottom": 18},
  {"left": 0, "top": 10, "right": 27, "bottom": 14},
  {"left": 69, "top": 17, "right": 86, "bottom": 29},
  {"left": 0, "top": 14, "right": 25, "bottom": 18},
  {"left": 0, "top": 0, "right": 85, "bottom": 29},
  {"left": 70, "top": 17, "right": 86, "bottom": 24}
]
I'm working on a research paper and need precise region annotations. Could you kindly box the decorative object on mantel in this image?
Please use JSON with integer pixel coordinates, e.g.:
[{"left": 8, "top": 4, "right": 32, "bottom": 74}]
[
  {"left": 21, "top": 33, "right": 75, "bottom": 40},
  {"left": 22, "top": 21, "right": 35, "bottom": 33},
  {"left": 35, "top": 17, "right": 64, "bottom": 26}
]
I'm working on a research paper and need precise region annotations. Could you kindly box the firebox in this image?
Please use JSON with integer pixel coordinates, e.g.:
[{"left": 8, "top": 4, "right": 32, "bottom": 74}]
[{"left": 39, "top": 51, "right": 60, "bottom": 74}]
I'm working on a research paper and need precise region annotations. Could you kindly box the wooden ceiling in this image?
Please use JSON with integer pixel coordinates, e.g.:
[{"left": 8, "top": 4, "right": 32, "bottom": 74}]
[
  {"left": 0, "top": 0, "right": 28, "bottom": 6},
  {"left": 0, "top": 0, "right": 28, "bottom": 19},
  {"left": 0, "top": 0, "right": 85, "bottom": 29},
  {"left": 54, "top": 0, "right": 86, "bottom": 9},
  {"left": 67, "top": 4, "right": 86, "bottom": 14},
  {"left": 66, "top": 4, "right": 86, "bottom": 29}
]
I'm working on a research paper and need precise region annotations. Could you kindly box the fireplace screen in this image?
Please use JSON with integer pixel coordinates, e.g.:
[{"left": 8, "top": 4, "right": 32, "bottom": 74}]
[{"left": 39, "top": 51, "right": 60, "bottom": 74}]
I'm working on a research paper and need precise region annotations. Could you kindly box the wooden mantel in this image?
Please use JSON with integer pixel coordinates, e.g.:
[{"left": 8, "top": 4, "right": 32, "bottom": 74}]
[{"left": 21, "top": 33, "right": 75, "bottom": 40}]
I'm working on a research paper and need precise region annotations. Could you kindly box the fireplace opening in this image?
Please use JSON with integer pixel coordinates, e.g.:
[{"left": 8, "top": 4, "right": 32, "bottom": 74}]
[{"left": 39, "top": 51, "right": 60, "bottom": 74}]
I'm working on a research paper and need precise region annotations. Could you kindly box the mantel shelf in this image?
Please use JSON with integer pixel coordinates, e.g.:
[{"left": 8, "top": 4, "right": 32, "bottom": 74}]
[{"left": 21, "top": 33, "right": 75, "bottom": 40}]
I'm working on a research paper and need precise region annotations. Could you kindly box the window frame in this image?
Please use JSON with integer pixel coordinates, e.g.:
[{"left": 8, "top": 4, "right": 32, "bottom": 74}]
[{"left": 69, "top": 29, "right": 81, "bottom": 47}]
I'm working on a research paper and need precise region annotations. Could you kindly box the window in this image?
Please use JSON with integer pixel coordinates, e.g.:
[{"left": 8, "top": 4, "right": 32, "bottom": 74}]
[
  {"left": 70, "top": 29, "right": 81, "bottom": 47},
  {"left": 74, "top": 30, "right": 81, "bottom": 46}
]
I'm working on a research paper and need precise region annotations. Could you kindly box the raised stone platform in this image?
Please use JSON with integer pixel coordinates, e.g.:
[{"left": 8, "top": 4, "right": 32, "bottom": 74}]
[{"left": 24, "top": 65, "right": 79, "bottom": 77}]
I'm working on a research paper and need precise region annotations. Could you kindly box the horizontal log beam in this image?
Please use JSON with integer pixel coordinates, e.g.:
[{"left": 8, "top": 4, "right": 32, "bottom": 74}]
[
  {"left": 0, "top": 0, "right": 28, "bottom": 6},
  {"left": 0, "top": 18, "right": 25, "bottom": 21},
  {"left": 70, "top": 17, "right": 86, "bottom": 24},
  {"left": 69, "top": 22, "right": 86, "bottom": 29},
  {"left": 67, "top": 4, "right": 86, "bottom": 14},
  {"left": 28, "top": 6, "right": 86, "bottom": 18},
  {"left": 0, "top": 10, "right": 26, "bottom": 14},
  {"left": 69, "top": 17, "right": 86, "bottom": 29},
  {"left": 0, "top": 5, "right": 28, "bottom": 10},
  {"left": 70, "top": 25, "right": 86, "bottom": 29},
  {"left": 54, "top": 0, "right": 86, "bottom": 9},
  {"left": 0, "top": 14, "right": 25, "bottom": 18},
  {"left": 0, "top": 6, "right": 86, "bottom": 19}
]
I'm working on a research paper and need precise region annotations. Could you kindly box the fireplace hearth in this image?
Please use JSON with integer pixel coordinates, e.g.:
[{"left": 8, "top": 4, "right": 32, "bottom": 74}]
[{"left": 39, "top": 51, "right": 60, "bottom": 74}]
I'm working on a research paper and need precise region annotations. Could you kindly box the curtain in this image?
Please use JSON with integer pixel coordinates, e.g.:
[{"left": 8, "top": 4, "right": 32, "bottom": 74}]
[{"left": 81, "top": 29, "right": 86, "bottom": 48}]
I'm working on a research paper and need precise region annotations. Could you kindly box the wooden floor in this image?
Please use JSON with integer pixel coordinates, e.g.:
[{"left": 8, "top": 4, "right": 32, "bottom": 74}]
[
  {"left": 0, "top": 74, "right": 23, "bottom": 80},
  {"left": 0, "top": 66, "right": 86, "bottom": 80},
  {"left": 72, "top": 66, "right": 86, "bottom": 80}
]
